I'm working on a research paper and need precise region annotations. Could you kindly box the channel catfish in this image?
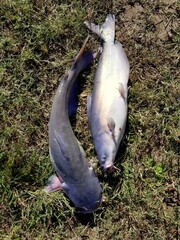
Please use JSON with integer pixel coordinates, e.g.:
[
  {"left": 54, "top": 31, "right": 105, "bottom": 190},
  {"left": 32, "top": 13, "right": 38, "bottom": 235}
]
[
  {"left": 84, "top": 14, "right": 130, "bottom": 172},
  {"left": 45, "top": 37, "right": 102, "bottom": 213}
]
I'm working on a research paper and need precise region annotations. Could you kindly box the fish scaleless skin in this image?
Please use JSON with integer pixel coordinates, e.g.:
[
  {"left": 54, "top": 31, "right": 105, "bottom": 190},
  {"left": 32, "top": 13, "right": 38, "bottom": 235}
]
[
  {"left": 85, "top": 15, "right": 130, "bottom": 171},
  {"left": 45, "top": 37, "right": 102, "bottom": 213}
]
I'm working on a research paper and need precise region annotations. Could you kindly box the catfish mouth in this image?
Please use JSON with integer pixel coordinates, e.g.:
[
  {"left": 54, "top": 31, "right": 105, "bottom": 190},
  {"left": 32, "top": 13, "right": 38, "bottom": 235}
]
[
  {"left": 101, "top": 161, "right": 115, "bottom": 172},
  {"left": 103, "top": 163, "right": 122, "bottom": 173},
  {"left": 105, "top": 164, "right": 115, "bottom": 173}
]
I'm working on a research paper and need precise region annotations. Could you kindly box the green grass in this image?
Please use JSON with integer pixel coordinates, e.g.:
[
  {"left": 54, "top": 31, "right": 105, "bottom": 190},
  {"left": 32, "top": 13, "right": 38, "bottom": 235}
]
[{"left": 0, "top": 0, "right": 179, "bottom": 239}]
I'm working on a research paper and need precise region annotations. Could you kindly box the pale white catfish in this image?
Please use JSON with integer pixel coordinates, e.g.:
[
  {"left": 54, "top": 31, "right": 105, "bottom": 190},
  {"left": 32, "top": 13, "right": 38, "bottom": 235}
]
[
  {"left": 85, "top": 15, "right": 130, "bottom": 172},
  {"left": 45, "top": 37, "right": 102, "bottom": 213}
]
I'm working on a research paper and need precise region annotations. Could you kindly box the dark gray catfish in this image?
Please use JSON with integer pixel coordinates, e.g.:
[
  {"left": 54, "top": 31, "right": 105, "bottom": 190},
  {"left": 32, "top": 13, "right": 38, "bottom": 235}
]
[{"left": 45, "top": 37, "right": 102, "bottom": 213}]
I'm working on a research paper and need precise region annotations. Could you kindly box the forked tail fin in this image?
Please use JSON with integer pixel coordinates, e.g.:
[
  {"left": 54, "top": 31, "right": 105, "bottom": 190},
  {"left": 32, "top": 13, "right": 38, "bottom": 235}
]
[{"left": 84, "top": 14, "right": 115, "bottom": 42}]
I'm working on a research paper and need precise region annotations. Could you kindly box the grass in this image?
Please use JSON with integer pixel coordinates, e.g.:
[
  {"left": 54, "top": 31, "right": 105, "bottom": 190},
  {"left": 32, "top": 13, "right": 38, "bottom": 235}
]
[{"left": 0, "top": 0, "right": 179, "bottom": 239}]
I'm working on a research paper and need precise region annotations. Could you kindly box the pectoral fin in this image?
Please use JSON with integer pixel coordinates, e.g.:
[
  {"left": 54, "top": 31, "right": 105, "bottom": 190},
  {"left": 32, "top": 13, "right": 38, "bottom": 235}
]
[
  {"left": 118, "top": 83, "right": 126, "bottom": 102},
  {"left": 44, "top": 175, "right": 63, "bottom": 193},
  {"left": 107, "top": 118, "right": 117, "bottom": 147},
  {"left": 107, "top": 118, "right": 115, "bottom": 134}
]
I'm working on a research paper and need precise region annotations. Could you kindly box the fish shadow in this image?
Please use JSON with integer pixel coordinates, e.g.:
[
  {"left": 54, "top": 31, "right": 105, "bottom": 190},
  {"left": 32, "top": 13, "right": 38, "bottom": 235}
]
[
  {"left": 69, "top": 67, "right": 92, "bottom": 127},
  {"left": 74, "top": 205, "right": 106, "bottom": 226},
  {"left": 74, "top": 212, "right": 95, "bottom": 226},
  {"left": 114, "top": 122, "right": 129, "bottom": 166},
  {"left": 114, "top": 78, "right": 132, "bottom": 169}
]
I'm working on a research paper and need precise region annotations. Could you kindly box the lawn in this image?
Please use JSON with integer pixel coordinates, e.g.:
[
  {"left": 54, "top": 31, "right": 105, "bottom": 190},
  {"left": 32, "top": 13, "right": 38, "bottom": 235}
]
[{"left": 0, "top": 0, "right": 179, "bottom": 239}]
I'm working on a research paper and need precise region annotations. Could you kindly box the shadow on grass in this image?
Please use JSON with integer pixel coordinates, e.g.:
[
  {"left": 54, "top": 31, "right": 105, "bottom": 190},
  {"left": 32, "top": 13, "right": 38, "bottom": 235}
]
[
  {"left": 69, "top": 67, "right": 92, "bottom": 127},
  {"left": 74, "top": 205, "right": 106, "bottom": 226},
  {"left": 74, "top": 212, "right": 95, "bottom": 226}
]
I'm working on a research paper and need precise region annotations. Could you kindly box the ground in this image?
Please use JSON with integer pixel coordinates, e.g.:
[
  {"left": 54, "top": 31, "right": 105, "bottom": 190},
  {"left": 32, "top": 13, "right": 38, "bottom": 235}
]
[{"left": 0, "top": 0, "right": 179, "bottom": 239}]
